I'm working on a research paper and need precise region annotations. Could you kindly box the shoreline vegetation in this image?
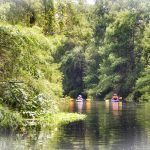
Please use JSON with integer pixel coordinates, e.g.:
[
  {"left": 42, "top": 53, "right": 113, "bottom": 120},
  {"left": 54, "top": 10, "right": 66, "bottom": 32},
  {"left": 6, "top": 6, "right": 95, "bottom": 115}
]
[
  {"left": 0, "top": 23, "right": 86, "bottom": 130},
  {"left": 0, "top": 99, "right": 87, "bottom": 131}
]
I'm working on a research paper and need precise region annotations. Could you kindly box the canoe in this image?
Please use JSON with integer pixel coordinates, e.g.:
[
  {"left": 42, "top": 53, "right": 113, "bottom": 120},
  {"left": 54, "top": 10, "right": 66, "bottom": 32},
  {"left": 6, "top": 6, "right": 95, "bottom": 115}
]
[
  {"left": 76, "top": 99, "right": 84, "bottom": 102},
  {"left": 111, "top": 99, "right": 119, "bottom": 102}
]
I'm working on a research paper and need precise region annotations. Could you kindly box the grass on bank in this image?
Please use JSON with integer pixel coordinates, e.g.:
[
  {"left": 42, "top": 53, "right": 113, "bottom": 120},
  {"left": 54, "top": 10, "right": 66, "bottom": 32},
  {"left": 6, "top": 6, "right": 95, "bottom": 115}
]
[
  {"left": 39, "top": 112, "right": 86, "bottom": 127},
  {"left": 0, "top": 104, "right": 23, "bottom": 129},
  {"left": 0, "top": 103, "right": 87, "bottom": 130}
]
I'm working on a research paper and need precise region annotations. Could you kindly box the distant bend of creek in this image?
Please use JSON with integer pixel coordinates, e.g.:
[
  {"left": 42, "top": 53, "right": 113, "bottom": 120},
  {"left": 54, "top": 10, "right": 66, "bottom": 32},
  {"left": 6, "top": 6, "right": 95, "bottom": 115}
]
[{"left": 1, "top": 100, "right": 150, "bottom": 150}]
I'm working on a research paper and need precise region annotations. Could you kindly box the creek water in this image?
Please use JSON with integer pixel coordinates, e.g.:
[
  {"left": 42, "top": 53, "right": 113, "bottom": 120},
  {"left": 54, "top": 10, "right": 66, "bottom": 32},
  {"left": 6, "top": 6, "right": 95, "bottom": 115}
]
[{"left": 1, "top": 100, "right": 150, "bottom": 150}]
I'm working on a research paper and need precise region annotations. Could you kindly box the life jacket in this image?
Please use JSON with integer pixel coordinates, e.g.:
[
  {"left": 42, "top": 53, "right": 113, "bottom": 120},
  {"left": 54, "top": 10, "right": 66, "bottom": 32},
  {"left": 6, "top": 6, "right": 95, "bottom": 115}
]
[{"left": 112, "top": 95, "right": 119, "bottom": 100}]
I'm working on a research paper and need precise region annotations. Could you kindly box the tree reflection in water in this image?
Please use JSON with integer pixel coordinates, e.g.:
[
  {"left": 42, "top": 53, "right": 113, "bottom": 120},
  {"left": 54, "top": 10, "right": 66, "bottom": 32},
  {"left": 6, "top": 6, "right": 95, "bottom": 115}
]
[{"left": 1, "top": 101, "right": 150, "bottom": 150}]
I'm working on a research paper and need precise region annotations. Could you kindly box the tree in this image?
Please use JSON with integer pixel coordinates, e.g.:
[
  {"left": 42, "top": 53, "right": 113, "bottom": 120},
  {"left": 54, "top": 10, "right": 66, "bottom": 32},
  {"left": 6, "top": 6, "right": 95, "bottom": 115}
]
[
  {"left": 96, "top": 11, "right": 143, "bottom": 97},
  {"left": 61, "top": 46, "right": 85, "bottom": 97},
  {"left": 134, "top": 23, "right": 150, "bottom": 101},
  {"left": 41, "top": 0, "right": 55, "bottom": 34},
  {"left": 84, "top": 43, "right": 101, "bottom": 96}
]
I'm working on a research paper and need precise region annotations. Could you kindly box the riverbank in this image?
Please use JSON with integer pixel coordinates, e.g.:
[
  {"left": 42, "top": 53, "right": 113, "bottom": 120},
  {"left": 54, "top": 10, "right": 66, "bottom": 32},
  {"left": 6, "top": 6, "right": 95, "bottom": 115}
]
[
  {"left": 39, "top": 112, "right": 86, "bottom": 128},
  {"left": 0, "top": 104, "right": 23, "bottom": 129},
  {"left": 0, "top": 103, "right": 86, "bottom": 131}
]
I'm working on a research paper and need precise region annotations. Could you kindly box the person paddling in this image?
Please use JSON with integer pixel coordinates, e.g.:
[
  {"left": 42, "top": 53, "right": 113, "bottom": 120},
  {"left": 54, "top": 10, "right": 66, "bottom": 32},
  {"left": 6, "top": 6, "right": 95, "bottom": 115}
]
[
  {"left": 76, "top": 95, "right": 83, "bottom": 101},
  {"left": 112, "top": 93, "right": 119, "bottom": 100}
]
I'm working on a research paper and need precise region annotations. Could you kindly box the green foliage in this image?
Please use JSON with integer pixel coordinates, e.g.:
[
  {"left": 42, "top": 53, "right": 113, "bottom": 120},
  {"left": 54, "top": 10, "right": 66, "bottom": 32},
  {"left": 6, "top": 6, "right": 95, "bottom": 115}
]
[
  {"left": 134, "top": 64, "right": 150, "bottom": 102},
  {"left": 0, "top": 0, "right": 93, "bottom": 128},
  {"left": 39, "top": 112, "right": 86, "bottom": 128},
  {"left": 0, "top": 2, "right": 11, "bottom": 21},
  {"left": 0, "top": 0, "right": 93, "bottom": 96},
  {"left": 84, "top": 0, "right": 150, "bottom": 100},
  {"left": 61, "top": 46, "right": 85, "bottom": 97},
  {"left": 129, "top": 23, "right": 150, "bottom": 102},
  {"left": 0, "top": 23, "right": 64, "bottom": 115},
  {"left": 0, "top": 104, "right": 23, "bottom": 129},
  {"left": 85, "top": 9, "right": 146, "bottom": 98},
  {"left": 141, "top": 23, "right": 150, "bottom": 65},
  {"left": 84, "top": 43, "right": 101, "bottom": 96},
  {"left": 0, "top": 82, "right": 28, "bottom": 111}
]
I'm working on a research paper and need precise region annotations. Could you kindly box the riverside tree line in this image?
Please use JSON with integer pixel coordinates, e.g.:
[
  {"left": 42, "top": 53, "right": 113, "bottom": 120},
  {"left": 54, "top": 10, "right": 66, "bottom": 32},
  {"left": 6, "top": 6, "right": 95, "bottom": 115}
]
[{"left": 0, "top": 0, "right": 150, "bottom": 128}]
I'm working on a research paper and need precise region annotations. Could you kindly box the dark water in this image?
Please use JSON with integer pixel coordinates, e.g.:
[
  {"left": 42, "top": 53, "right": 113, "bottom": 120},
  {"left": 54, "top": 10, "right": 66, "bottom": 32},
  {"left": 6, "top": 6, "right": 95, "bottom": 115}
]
[{"left": 1, "top": 100, "right": 150, "bottom": 150}]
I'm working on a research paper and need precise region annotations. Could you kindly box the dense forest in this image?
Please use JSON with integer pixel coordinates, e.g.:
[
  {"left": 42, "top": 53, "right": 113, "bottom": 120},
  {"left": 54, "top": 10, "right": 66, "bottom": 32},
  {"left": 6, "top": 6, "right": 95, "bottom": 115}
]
[{"left": 0, "top": 0, "right": 150, "bottom": 128}]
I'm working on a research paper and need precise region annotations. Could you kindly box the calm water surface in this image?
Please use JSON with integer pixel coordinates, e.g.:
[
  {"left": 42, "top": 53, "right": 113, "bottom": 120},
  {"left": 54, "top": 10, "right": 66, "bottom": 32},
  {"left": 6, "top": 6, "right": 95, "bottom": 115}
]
[{"left": 1, "top": 100, "right": 150, "bottom": 150}]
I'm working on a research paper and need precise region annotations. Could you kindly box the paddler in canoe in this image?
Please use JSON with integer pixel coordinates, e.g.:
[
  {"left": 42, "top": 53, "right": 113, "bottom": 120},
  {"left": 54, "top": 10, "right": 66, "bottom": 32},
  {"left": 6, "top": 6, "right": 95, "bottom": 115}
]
[
  {"left": 76, "top": 95, "right": 84, "bottom": 102},
  {"left": 111, "top": 93, "right": 119, "bottom": 102}
]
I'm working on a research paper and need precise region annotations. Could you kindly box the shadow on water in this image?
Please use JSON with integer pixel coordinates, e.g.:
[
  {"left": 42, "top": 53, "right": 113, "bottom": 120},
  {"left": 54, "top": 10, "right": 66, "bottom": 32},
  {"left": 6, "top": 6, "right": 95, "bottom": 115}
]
[{"left": 1, "top": 100, "right": 150, "bottom": 150}]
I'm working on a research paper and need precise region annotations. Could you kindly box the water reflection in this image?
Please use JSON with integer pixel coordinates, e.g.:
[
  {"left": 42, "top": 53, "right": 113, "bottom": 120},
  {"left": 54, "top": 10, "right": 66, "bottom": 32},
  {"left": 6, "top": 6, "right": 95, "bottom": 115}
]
[
  {"left": 76, "top": 101, "right": 84, "bottom": 113},
  {"left": 111, "top": 101, "right": 122, "bottom": 110},
  {"left": 69, "top": 100, "right": 75, "bottom": 112},
  {"left": 65, "top": 101, "right": 150, "bottom": 150},
  {"left": 70, "top": 100, "right": 92, "bottom": 113},
  {"left": 1, "top": 101, "right": 150, "bottom": 150},
  {"left": 85, "top": 100, "right": 91, "bottom": 113},
  {"left": 111, "top": 102, "right": 122, "bottom": 117},
  {"left": 112, "top": 102, "right": 119, "bottom": 111}
]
